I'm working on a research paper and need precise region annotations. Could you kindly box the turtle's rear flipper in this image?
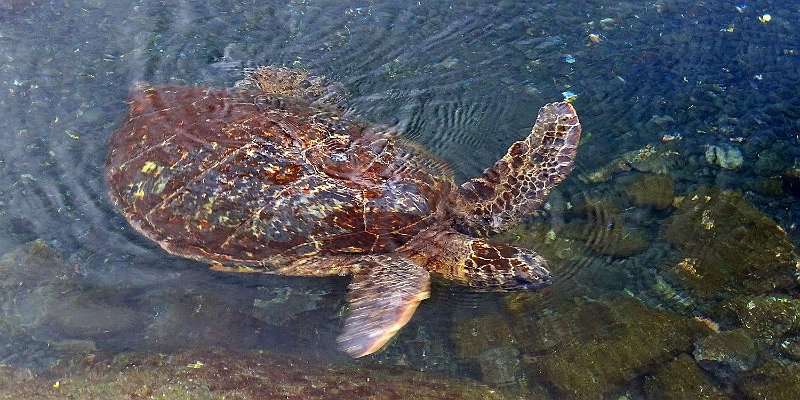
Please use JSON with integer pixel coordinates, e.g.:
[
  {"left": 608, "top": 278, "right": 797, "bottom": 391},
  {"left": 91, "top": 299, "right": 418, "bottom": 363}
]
[{"left": 337, "top": 255, "right": 430, "bottom": 358}]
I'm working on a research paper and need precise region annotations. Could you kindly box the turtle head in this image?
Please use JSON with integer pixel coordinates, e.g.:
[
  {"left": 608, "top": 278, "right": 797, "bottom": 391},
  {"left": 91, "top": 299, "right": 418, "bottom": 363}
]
[
  {"left": 460, "top": 239, "right": 552, "bottom": 292},
  {"left": 450, "top": 102, "right": 580, "bottom": 234}
]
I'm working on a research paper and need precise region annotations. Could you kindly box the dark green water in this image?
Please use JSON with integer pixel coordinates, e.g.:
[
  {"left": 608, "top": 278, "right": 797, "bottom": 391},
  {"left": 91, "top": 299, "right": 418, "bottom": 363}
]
[{"left": 1, "top": 1, "right": 799, "bottom": 398}]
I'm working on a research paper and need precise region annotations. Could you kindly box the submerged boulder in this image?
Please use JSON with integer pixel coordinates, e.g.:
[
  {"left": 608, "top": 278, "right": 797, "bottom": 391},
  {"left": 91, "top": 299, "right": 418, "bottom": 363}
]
[
  {"left": 520, "top": 298, "right": 712, "bottom": 399},
  {"left": 561, "top": 195, "right": 650, "bottom": 257},
  {"left": 0, "top": 240, "right": 75, "bottom": 337},
  {"left": 643, "top": 354, "right": 728, "bottom": 400},
  {"left": 622, "top": 173, "right": 675, "bottom": 210},
  {"left": 585, "top": 144, "right": 681, "bottom": 183},
  {"left": 661, "top": 188, "right": 798, "bottom": 299},
  {"left": 0, "top": 241, "right": 142, "bottom": 345},
  {"left": 718, "top": 295, "right": 800, "bottom": 345},
  {"left": 736, "top": 359, "right": 800, "bottom": 400},
  {"left": 692, "top": 329, "right": 763, "bottom": 381},
  {"left": 451, "top": 314, "right": 521, "bottom": 387},
  {"left": 0, "top": 239, "right": 72, "bottom": 288},
  {"left": 705, "top": 145, "right": 743, "bottom": 170}
]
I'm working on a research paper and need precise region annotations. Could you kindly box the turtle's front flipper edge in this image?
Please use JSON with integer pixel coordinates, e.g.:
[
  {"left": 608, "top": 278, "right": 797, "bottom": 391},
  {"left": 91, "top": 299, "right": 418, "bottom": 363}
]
[{"left": 337, "top": 255, "right": 430, "bottom": 358}]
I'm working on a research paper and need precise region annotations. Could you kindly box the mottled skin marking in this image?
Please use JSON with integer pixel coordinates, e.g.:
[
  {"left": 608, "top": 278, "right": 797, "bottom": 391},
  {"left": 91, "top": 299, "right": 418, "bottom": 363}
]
[
  {"left": 106, "top": 67, "right": 581, "bottom": 358},
  {"left": 452, "top": 102, "right": 581, "bottom": 234}
]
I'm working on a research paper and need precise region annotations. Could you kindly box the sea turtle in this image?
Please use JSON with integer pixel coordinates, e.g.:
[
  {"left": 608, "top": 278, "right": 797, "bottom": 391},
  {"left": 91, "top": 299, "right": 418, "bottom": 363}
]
[{"left": 106, "top": 67, "right": 581, "bottom": 357}]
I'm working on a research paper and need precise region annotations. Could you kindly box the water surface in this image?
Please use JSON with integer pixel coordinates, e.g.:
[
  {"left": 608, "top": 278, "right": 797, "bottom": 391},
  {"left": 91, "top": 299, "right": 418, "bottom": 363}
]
[{"left": 1, "top": 1, "right": 799, "bottom": 398}]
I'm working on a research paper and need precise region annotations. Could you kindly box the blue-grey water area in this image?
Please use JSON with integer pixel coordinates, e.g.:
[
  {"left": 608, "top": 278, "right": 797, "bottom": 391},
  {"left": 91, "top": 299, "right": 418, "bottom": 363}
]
[{"left": 1, "top": 0, "right": 800, "bottom": 398}]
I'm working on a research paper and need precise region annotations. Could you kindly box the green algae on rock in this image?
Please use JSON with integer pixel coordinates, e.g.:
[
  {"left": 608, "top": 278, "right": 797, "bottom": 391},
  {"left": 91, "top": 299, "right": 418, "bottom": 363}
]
[
  {"left": 560, "top": 195, "right": 650, "bottom": 257},
  {"left": 0, "top": 241, "right": 143, "bottom": 348},
  {"left": 0, "top": 239, "right": 72, "bottom": 288},
  {"left": 0, "top": 348, "right": 512, "bottom": 400},
  {"left": 692, "top": 329, "right": 763, "bottom": 380},
  {"left": 0, "top": 240, "right": 76, "bottom": 337},
  {"left": 144, "top": 287, "right": 259, "bottom": 351},
  {"left": 622, "top": 173, "right": 675, "bottom": 210},
  {"left": 585, "top": 144, "right": 680, "bottom": 183},
  {"left": 661, "top": 188, "right": 799, "bottom": 299},
  {"left": 520, "top": 298, "right": 713, "bottom": 399},
  {"left": 705, "top": 145, "right": 743, "bottom": 170},
  {"left": 452, "top": 314, "right": 516, "bottom": 360},
  {"left": 718, "top": 295, "right": 800, "bottom": 345},
  {"left": 643, "top": 354, "right": 729, "bottom": 400},
  {"left": 736, "top": 359, "right": 800, "bottom": 400},
  {"left": 451, "top": 314, "right": 522, "bottom": 387},
  {"left": 748, "top": 177, "right": 784, "bottom": 198}
]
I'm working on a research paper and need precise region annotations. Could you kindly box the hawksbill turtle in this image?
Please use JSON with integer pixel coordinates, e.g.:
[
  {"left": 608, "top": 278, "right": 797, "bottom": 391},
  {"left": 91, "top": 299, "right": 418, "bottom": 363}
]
[{"left": 106, "top": 67, "right": 581, "bottom": 357}]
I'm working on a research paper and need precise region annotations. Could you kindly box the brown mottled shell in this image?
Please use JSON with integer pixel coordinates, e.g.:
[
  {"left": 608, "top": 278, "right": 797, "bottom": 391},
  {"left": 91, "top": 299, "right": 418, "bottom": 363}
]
[{"left": 106, "top": 84, "right": 446, "bottom": 268}]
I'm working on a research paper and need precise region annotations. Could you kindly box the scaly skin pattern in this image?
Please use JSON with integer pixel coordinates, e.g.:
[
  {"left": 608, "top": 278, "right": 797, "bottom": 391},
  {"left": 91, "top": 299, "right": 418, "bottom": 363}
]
[
  {"left": 106, "top": 84, "right": 446, "bottom": 269},
  {"left": 452, "top": 102, "right": 581, "bottom": 233},
  {"left": 396, "top": 227, "right": 551, "bottom": 291}
]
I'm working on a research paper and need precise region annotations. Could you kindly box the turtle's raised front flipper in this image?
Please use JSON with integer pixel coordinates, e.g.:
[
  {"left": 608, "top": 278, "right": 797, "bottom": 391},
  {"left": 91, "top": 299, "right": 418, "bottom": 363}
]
[
  {"left": 337, "top": 255, "right": 430, "bottom": 358},
  {"left": 451, "top": 102, "right": 581, "bottom": 233}
]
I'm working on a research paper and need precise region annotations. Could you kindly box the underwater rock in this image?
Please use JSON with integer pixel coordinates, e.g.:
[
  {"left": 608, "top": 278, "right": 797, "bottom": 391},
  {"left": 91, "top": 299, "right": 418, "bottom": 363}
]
[
  {"left": 0, "top": 216, "right": 38, "bottom": 250},
  {"left": 647, "top": 114, "right": 676, "bottom": 127},
  {"left": 585, "top": 144, "right": 680, "bottom": 183},
  {"left": 0, "top": 241, "right": 141, "bottom": 344},
  {"left": 0, "top": 239, "right": 72, "bottom": 288},
  {"left": 451, "top": 314, "right": 523, "bottom": 386},
  {"left": 144, "top": 287, "right": 257, "bottom": 351},
  {"left": 754, "top": 150, "right": 786, "bottom": 176},
  {"left": 48, "top": 291, "right": 141, "bottom": 339},
  {"left": 661, "top": 188, "right": 798, "bottom": 299},
  {"left": 521, "top": 298, "right": 712, "bottom": 399},
  {"left": 0, "top": 241, "right": 75, "bottom": 337},
  {"left": 49, "top": 339, "right": 98, "bottom": 354},
  {"left": 719, "top": 295, "right": 800, "bottom": 345},
  {"left": 692, "top": 329, "right": 763, "bottom": 381},
  {"left": 451, "top": 314, "right": 516, "bottom": 360},
  {"left": 0, "top": 285, "right": 62, "bottom": 337},
  {"left": 565, "top": 218, "right": 649, "bottom": 257},
  {"left": 736, "top": 359, "right": 800, "bottom": 400},
  {"left": 748, "top": 177, "right": 783, "bottom": 198},
  {"left": 375, "top": 323, "right": 458, "bottom": 375},
  {"left": 783, "top": 166, "right": 800, "bottom": 197},
  {"left": 0, "top": 348, "right": 512, "bottom": 400},
  {"left": 251, "top": 285, "right": 330, "bottom": 327},
  {"left": 650, "top": 275, "right": 696, "bottom": 313},
  {"left": 705, "top": 145, "right": 743, "bottom": 170},
  {"left": 623, "top": 173, "right": 675, "bottom": 210},
  {"left": 643, "top": 354, "right": 728, "bottom": 400},
  {"left": 778, "top": 335, "right": 800, "bottom": 362},
  {"left": 475, "top": 346, "right": 521, "bottom": 387},
  {"left": 561, "top": 196, "right": 649, "bottom": 257},
  {"left": 513, "top": 298, "right": 621, "bottom": 355}
]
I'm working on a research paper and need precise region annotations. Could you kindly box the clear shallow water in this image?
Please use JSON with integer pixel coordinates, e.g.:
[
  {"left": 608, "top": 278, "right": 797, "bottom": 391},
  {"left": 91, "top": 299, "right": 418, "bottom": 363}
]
[{"left": 1, "top": 0, "right": 799, "bottom": 398}]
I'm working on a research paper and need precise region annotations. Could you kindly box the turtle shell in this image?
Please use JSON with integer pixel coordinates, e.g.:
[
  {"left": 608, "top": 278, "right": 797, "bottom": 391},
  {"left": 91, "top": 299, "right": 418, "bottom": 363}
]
[{"left": 106, "top": 84, "right": 446, "bottom": 268}]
